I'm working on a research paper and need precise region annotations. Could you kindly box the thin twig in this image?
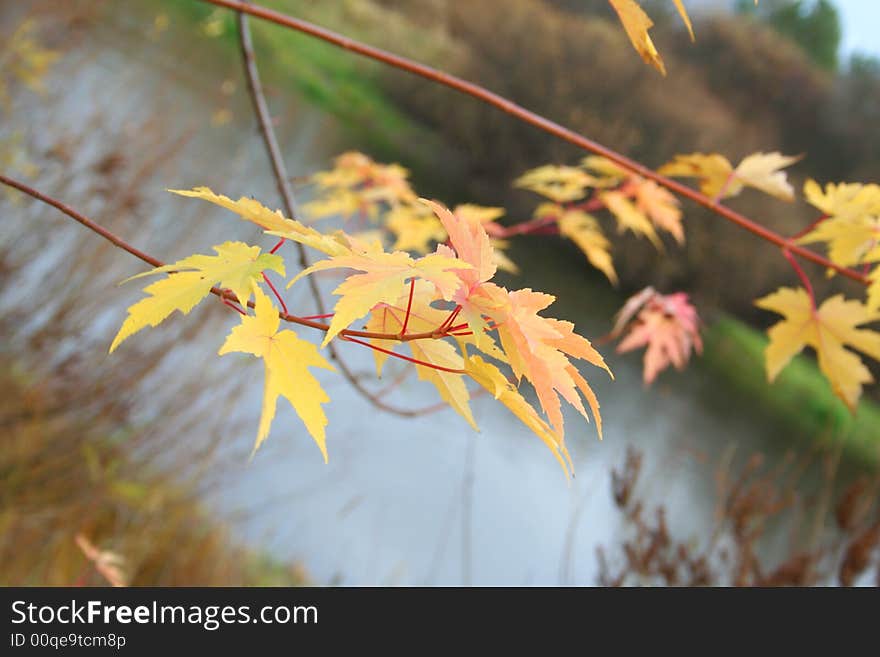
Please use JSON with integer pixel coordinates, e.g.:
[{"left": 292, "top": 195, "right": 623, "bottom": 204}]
[
  {"left": 203, "top": 0, "right": 870, "bottom": 287},
  {"left": 236, "top": 7, "right": 425, "bottom": 416}
]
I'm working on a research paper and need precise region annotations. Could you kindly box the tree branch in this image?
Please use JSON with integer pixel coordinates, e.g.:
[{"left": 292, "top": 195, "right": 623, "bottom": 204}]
[
  {"left": 202, "top": 0, "right": 870, "bottom": 287},
  {"left": 0, "top": 173, "right": 459, "bottom": 345},
  {"left": 236, "top": 6, "right": 426, "bottom": 416}
]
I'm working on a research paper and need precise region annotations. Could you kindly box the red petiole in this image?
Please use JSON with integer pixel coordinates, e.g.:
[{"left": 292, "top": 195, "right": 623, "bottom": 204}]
[{"left": 339, "top": 335, "right": 466, "bottom": 374}]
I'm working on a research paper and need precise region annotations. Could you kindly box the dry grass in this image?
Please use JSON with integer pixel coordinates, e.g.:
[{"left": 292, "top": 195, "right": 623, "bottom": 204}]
[{"left": 598, "top": 446, "right": 880, "bottom": 586}]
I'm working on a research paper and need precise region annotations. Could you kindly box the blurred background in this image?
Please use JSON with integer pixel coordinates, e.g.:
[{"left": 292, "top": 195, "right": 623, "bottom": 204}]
[{"left": 1, "top": 0, "right": 878, "bottom": 586}]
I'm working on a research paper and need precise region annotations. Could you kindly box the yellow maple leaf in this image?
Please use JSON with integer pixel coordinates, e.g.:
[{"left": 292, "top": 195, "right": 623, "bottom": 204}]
[
  {"left": 580, "top": 156, "right": 629, "bottom": 186},
  {"left": 219, "top": 290, "right": 334, "bottom": 460},
  {"left": 803, "top": 179, "right": 880, "bottom": 219},
  {"left": 608, "top": 0, "right": 666, "bottom": 75},
  {"left": 797, "top": 215, "right": 880, "bottom": 268},
  {"left": 465, "top": 356, "right": 572, "bottom": 477},
  {"left": 600, "top": 190, "right": 663, "bottom": 249},
  {"left": 540, "top": 203, "right": 618, "bottom": 284},
  {"left": 110, "top": 242, "right": 283, "bottom": 353},
  {"left": 659, "top": 151, "right": 799, "bottom": 201},
  {"left": 453, "top": 204, "right": 506, "bottom": 225},
  {"left": 307, "top": 151, "right": 416, "bottom": 221},
  {"left": 798, "top": 179, "right": 880, "bottom": 271},
  {"left": 755, "top": 287, "right": 880, "bottom": 412},
  {"left": 659, "top": 153, "right": 736, "bottom": 198},
  {"left": 366, "top": 284, "right": 476, "bottom": 429},
  {"left": 302, "top": 190, "right": 365, "bottom": 221},
  {"left": 734, "top": 152, "right": 802, "bottom": 201},
  {"left": 385, "top": 204, "right": 446, "bottom": 253},
  {"left": 514, "top": 165, "right": 596, "bottom": 203},
  {"left": 288, "top": 242, "right": 471, "bottom": 347},
  {"left": 169, "top": 187, "right": 353, "bottom": 257}
]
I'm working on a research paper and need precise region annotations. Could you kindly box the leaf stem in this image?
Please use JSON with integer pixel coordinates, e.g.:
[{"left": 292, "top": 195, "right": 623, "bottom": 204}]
[
  {"left": 339, "top": 335, "right": 466, "bottom": 374},
  {"left": 261, "top": 271, "right": 287, "bottom": 314},
  {"left": 399, "top": 277, "right": 415, "bottom": 338},
  {"left": 790, "top": 214, "right": 828, "bottom": 241},
  {"left": 782, "top": 248, "right": 816, "bottom": 311},
  {"left": 438, "top": 304, "right": 463, "bottom": 333},
  {"left": 223, "top": 299, "right": 247, "bottom": 315}
]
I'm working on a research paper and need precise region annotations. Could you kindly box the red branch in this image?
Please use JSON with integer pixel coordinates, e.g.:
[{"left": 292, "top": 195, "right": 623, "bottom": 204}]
[
  {"left": 0, "top": 174, "right": 466, "bottom": 344},
  {"left": 200, "top": 0, "right": 870, "bottom": 288}
]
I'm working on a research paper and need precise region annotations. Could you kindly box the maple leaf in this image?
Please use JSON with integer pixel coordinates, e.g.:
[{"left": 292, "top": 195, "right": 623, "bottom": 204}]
[
  {"left": 453, "top": 204, "right": 519, "bottom": 275},
  {"left": 755, "top": 287, "right": 880, "bottom": 412},
  {"left": 734, "top": 152, "right": 802, "bottom": 201},
  {"left": 797, "top": 180, "right": 880, "bottom": 269},
  {"left": 288, "top": 239, "right": 471, "bottom": 346},
  {"left": 581, "top": 157, "right": 684, "bottom": 243},
  {"left": 305, "top": 151, "right": 416, "bottom": 221},
  {"left": 600, "top": 190, "right": 663, "bottom": 249},
  {"left": 465, "top": 356, "right": 572, "bottom": 477},
  {"left": 301, "top": 190, "right": 365, "bottom": 221},
  {"left": 658, "top": 153, "right": 735, "bottom": 198},
  {"left": 419, "top": 200, "right": 609, "bottom": 439},
  {"left": 634, "top": 179, "right": 684, "bottom": 243},
  {"left": 797, "top": 215, "right": 880, "bottom": 269},
  {"left": 493, "top": 288, "right": 611, "bottom": 436},
  {"left": 219, "top": 289, "right": 335, "bottom": 460},
  {"left": 454, "top": 204, "right": 506, "bottom": 226},
  {"left": 612, "top": 288, "right": 702, "bottom": 384},
  {"left": 659, "top": 151, "right": 800, "bottom": 201},
  {"left": 386, "top": 204, "right": 446, "bottom": 253},
  {"left": 110, "top": 242, "right": 283, "bottom": 353},
  {"left": 608, "top": 0, "right": 666, "bottom": 75},
  {"left": 420, "top": 198, "right": 515, "bottom": 357},
  {"left": 802, "top": 179, "right": 880, "bottom": 219},
  {"left": 580, "top": 156, "right": 630, "bottom": 186},
  {"left": 312, "top": 151, "right": 374, "bottom": 188},
  {"left": 366, "top": 282, "right": 476, "bottom": 429},
  {"left": 169, "top": 187, "right": 352, "bottom": 256},
  {"left": 514, "top": 165, "right": 596, "bottom": 203},
  {"left": 537, "top": 203, "right": 618, "bottom": 284}
]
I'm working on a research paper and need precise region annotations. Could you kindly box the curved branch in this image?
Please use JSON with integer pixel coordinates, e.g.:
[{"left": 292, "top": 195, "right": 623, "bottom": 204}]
[
  {"left": 201, "top": 0, "right": 870, "bottom": 288},
  {"left": 0, "top": 173, "right": 456, "bottom": 345}
]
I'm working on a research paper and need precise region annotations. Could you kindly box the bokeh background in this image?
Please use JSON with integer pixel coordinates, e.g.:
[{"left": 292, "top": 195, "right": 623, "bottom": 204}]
[{"left": 2, "top": 0, "right": 879, "bottom": 586}]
